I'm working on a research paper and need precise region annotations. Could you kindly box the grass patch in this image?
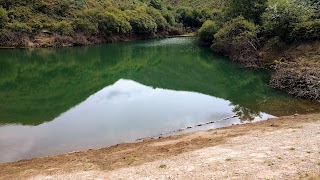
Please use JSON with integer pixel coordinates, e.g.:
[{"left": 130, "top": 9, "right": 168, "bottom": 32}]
[
  {"left": 225, "top": 158, "right": 232, "bottom": 161},
  {"left": 289, "top": 147, "right": 295, "bottom": 151},
  {"left": 159, "top": 164, "right": 167, "bottom": 168},
  {"left": 179, "top": 32, "right": 196, "bottom": 37}
]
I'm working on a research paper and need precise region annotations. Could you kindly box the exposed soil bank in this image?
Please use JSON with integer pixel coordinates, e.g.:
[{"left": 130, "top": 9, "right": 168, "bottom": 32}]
[
  {"left": 222, "top": 39, "right": 320, "bottom": 100},
  {"left": 1, "top": 113, "right": 320, "bottom": 179},
  {"left": 261, "top": 41, "right": 320, "bottom": 100}
]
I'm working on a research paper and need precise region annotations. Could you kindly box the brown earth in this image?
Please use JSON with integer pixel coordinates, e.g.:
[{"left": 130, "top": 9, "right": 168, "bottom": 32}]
[
  {"left": 0, "top": 114, "right": 320, "bottom": 179},
  {"left": 261, "top": 40, "right": 320, "bottom": 100}
]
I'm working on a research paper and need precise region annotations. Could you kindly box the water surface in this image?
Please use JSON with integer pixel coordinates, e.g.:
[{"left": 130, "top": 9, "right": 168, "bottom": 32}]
[{"left": 0, "top": 37, "right": 319, "bottom": 162}]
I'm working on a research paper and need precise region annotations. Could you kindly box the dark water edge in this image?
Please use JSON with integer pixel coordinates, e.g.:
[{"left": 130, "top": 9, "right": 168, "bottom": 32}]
[{"left": 0, "top": 37, "right": 319, "bottom": 162}]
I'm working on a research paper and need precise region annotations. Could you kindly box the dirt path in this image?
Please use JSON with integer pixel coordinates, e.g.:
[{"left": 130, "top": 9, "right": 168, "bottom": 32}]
[{"left": 1, "top": 114, "right": 320, "bottom": 179}]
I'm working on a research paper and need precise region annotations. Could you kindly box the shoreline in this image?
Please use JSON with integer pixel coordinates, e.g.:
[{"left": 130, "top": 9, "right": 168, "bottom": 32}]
[
  {"left": 1, "top": 113, "right": 320, "bottom": 179},
  {"left": 0, "top": 31, "right": 196, "bottom": 49}
]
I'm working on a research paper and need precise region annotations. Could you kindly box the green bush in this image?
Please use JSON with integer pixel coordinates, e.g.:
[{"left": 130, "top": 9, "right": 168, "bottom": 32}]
[
  {"left": 53, "top": 0, "right": 71, "bottom": 17},
  {"left": 150, "top": 0, "right": 163, "bottom": 10},
  {"left": 126, "top": 8, "right": 157, "bottom": 34},
  {"left": 198, "top": 20, "right": 219, "bottom": 44},
  {"left": 214, "top": 16, "right": 257, "bottom": 42},
  {"left": 262, "top": 0, "right": 314, "bottom": 41},
  {"left": 265, "top": 36, "right": 286, "bottom": 50},
  {"left": 176, "top": 7, "right": 203, "bottom": 27},
  {"left": 224, "top": 0, "right": 267, "bottom": 24},
  {"left": 52, "top": 20, "right": 74, "bottom": 35},
  {"left": 200, "top": 9, "right": 214, "bottom": 21},
  {"left": 97, "top": 11, "right": 132, "bottom": 35},
  {"left": 146, "top": 7, "right": 167, "bottom": 30},
  {"left": 307, "top": 0, "right": 320, "bottom": 19},
  {"left": 0, "top": 7, "right": 8, "bottom": 28},
  {"left": 8, "top": 6, "right": 32, "bottom": 22},
  {"left": 77, "top": 7, "right": 132, "bottom": 35},
  {"left": 7, "top": 21, "right": 32, "bottom": 33},
  {"left": 212, "top": 16, "right": 260, "bottom": 67},
  {"left": 29, "top": 19, "right": 44, "bottom": 32},
  {"left": 73, "top": 19, "right": 98, "bottom": 35},
  {"left": 162, "top": 10, "right": 175, "bottom": 26},
  {"left": 291, "top": 20, "right": 320, "bottom": 40}
]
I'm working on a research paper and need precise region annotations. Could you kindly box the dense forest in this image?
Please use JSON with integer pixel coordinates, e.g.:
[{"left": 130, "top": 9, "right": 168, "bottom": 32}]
[{"left": 0, "top": 0, "right": 319, "bottom": 99}]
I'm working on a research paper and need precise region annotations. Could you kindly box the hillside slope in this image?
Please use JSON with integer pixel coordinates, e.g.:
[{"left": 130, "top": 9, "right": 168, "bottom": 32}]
[{"left": 0, "top": 0, "right": 213, "bottom": 47}]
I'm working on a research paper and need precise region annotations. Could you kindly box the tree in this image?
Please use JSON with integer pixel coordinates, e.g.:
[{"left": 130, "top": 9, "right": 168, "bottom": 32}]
[
  {"left": 98, "top": 11, "right": 132, "bottom": 35},
  {"left": 52, "top": 20, "right": 74, "bottom": 35},
  {"left": 212, "top": 16, "right": 260, "bottom": 67},
  {"left": 176, "top": 7, "right": 203, "bottom": 27},
  {"left": 0, "top": 0, "right": 12, "bottom": 10},
  {"left": 146, "top": 7, "right": 167, "bottom": 30},
  {"left": 126, "top": 8, "right": 157, "bottom": 34},
  {"left": 291, "top": 20, "right": 320, "bottom": 40},
  {"left": 225, "top": 0, "right": 267, "bottom": 24},
  {"left": 73, "top": 18, "right": 98, "bottom": 35},
  {"left": 0, "top": 6, "right": 8, "bottom": 28},
  {"left": 198, "top": 20, "right": 219, "bottom": 44},
  {"left": 150, "top": 0, "right": 162, "bottom": 10},
  {"left": 262, "top": 0, "right": 314, "bottom": 41}
]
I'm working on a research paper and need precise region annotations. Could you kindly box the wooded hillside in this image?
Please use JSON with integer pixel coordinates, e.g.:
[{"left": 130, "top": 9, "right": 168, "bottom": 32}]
[{"left": 0, "top": 0, "right": 215, "bottom": 47}]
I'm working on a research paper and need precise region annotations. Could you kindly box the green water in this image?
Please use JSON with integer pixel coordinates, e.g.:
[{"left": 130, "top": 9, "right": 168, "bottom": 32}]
[{"left": 0, "top": 37, "right": 319, "bottom": 162}]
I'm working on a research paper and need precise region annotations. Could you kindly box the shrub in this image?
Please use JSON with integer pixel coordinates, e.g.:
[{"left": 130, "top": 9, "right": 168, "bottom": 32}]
[
  {"left": 79, "top": 7, "right": 132, "bottom": 35},
  {"left": 29, "top": 19, "right": 44, "bottom": 32},
  {"left": 265, "top": 36, "right": 286, "bottom": 50},
  {"left": 7, "top": 21, "right": 32, "bottom": 33},
  {"left": 224, "top": 0, "right": 267, "bottom": 24},
  {"left": 73, "top": 19, "right": 98, "bottom": 35},
  {"left": 126, "top": 8, "right": 157, "bottom": 34},
  {"left": 198, "top": 20, "right": 219, "bottom": 44},
  {"left": 291, "top": 20, "right": 320, "bottom": 41},
  {"left": 97, "top": 11, "right": 132, "bottom": 35},
  {"left": 307, "top": 0, "right": 320, "bottom": 19},
  {"left": 146, "top": 7, "right": 167, "bottom": 30},
  {"left": 213, "top": 17, "right": 258, "bottom": 43},
  {"left": 176, "top": 7, "right": 203, "bottom": 28},
  {"left": 162, "top": 10, "right": 175, "bottom": 26},
  {"left": 262, "top": 0, "right": 314, "bottom": 41},
  {"left": 52, "top": 21, "right": 74, "bottom": 35},
  {"left": 0, "top": 6, "right": 8, "bottom": 28},
  {"left": 53, "top": 0, "right": 71, "bottom": 17},
  {"left": 150, "top": 0, "right": 162, "bottom": 10},
  {"left": 212, "top": 16, "right": 260, "bottom": 67},
  {"left": 8, "top": 6, "right": 32, "bottom": 22},
  {"left": 200, "top": 9, "right": 214, "bottom": 21}
]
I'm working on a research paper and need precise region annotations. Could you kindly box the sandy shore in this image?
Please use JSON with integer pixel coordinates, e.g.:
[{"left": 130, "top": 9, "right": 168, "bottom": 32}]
[{"left": 1, "top": 114, "right": 320, "bottom": 179}]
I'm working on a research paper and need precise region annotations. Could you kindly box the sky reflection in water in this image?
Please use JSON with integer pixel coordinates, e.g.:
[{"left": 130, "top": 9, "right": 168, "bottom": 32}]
[{"left": 0, "top": 79, "right": 274, "bottom": 162}]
